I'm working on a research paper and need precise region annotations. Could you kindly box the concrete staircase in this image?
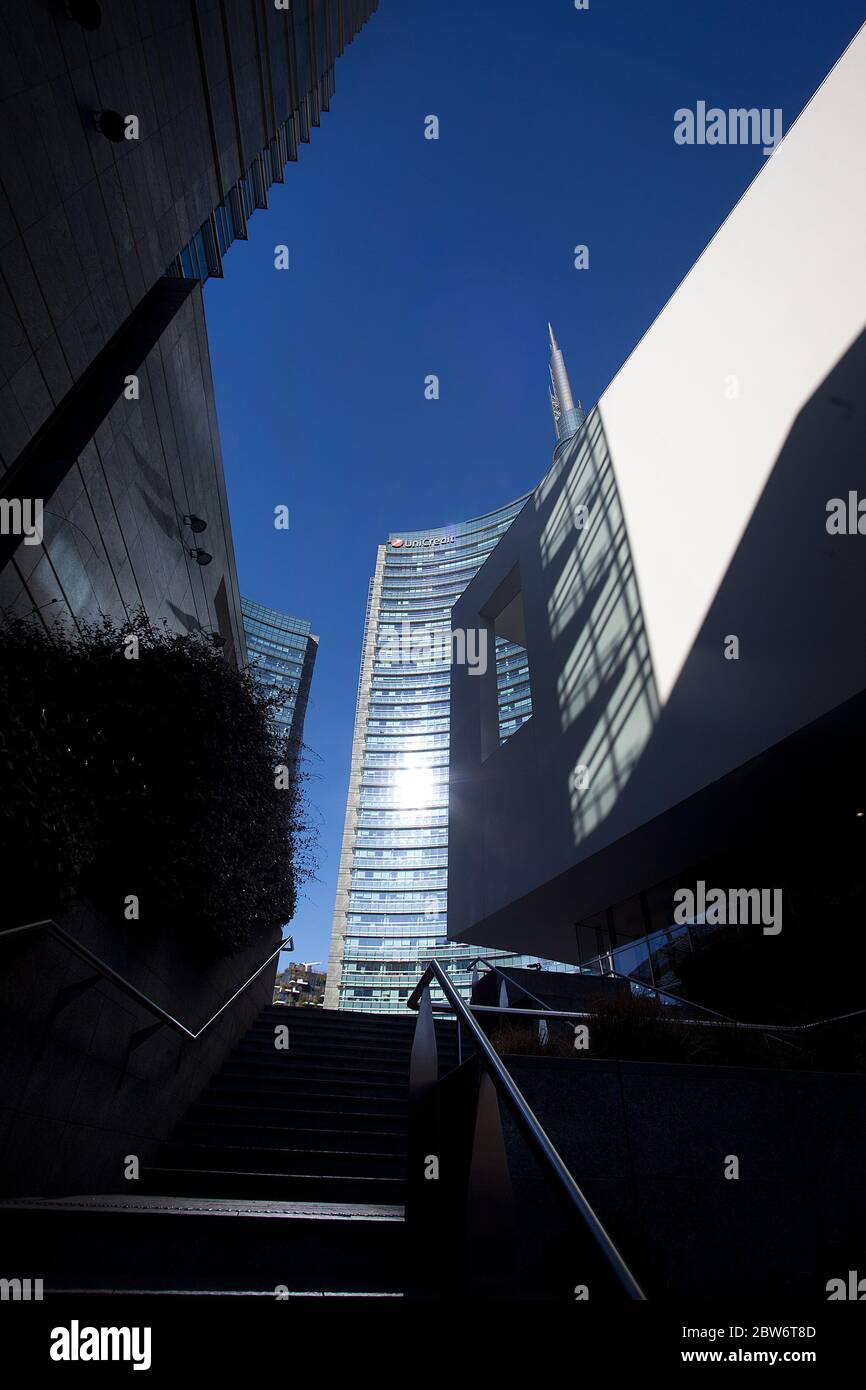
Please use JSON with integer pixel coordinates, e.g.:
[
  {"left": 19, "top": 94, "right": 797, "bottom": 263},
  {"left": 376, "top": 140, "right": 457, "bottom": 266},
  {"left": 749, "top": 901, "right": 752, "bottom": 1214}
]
[{"left": 0, "top": 1005, "right": 458, "bottom": 1297}]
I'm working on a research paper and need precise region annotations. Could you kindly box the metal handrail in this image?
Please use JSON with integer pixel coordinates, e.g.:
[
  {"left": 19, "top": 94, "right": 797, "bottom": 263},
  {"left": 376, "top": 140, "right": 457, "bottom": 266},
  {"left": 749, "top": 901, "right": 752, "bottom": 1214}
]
[
  {"left": 463, "top": 961, "right": 866, "bottom": 1054},
  {"left": 409, "top": 958, "right": 646, "bottom": 1301},
  {"left": 466, "top": 955, "right": 751, "bottom": 1028},
  {"left": 602, "top": 969, "right": 866, "bottom": 1034},
  {"left": 466, "top": 956, "right": 562, "bottom": 1015},
  {"left": 461, "top": 961, "right": 811, "bottom": 1052},
  {"left": 441, "top": 1003, "right": 809, "bottom": 1035},
  {"left": 461, "top": 955, "right": 754, "bottom": 1037},
  {"left": 467, "top": 957, "right": 837, "bottom": 1033},
  {"left": 0, "top": 918, "right": 293, "bottom": 1040},
  {"left": 466, "top": 956, "right": 737, "bottom": 1026},
  {"left": 602, "top": 970, "right": 747, "bottom": 1023}
]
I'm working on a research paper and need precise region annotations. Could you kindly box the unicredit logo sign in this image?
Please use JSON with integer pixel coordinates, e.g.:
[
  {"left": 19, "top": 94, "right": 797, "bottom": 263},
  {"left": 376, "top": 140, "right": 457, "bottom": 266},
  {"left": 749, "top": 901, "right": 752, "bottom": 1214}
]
[{"left": 389, "top": 536, "right": 455, "bottom": 549}]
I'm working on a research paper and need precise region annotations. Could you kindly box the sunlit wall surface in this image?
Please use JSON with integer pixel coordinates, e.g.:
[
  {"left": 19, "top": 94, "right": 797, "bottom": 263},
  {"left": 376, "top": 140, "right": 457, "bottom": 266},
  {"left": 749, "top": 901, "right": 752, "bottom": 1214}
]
[
  {"left": 447, "top": 25, "right": 866, "bottom": 966},
  {"left": 325, "top": 498, "right": 575, "bottom": 1013},
  {"left": 242, "top": 599, "right": 318, "bottom": 753}
]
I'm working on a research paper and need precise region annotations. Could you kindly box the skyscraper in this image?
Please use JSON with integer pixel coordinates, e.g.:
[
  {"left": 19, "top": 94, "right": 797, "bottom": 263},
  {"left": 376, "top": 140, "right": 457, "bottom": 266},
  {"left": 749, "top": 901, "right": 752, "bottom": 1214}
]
[
  {"left": 325, "top": 329, "right": 582, "bottom": 1012},
  {"left": 242, "top": 598, "right": 318, "bottom": 753}
]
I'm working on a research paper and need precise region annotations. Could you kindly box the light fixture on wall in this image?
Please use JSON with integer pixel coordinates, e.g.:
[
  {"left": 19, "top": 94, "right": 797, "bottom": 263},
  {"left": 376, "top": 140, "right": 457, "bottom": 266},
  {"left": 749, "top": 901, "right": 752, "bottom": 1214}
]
[
  {"left": 92, "top": 110, "right": 126, "bottom": 142},
  {"left": 188, "top": 548, "right": 213, "bottom": 566},
  {"left": 183, "top": 514, "right": 208, "bottom": 533}
]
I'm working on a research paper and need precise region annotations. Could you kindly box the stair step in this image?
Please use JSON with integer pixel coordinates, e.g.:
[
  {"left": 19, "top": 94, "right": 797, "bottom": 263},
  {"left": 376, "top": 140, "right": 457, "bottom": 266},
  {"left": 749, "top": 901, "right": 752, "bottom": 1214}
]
[
  {"left": 243, "top": 1029, "right": 458, "bottom": 1054},
  {"left": 260, "top": 1006, "right": 417, "bottom": 1023},
  {"left": 255, "top": 1013, "right": 418, "bottom": 1030},
  {"left": 254, "top": 1018, "right": 457, "bottom": 1042},
  {"left": 202, "top": 1085, "right": 407, "bottom": 1116},
  {"left": 184, "top": 1105, "right": 407, "bottom": 1136},
  {"left": 157, "top": 1141, "right": 405, "bottom": 1177},
  {"left": 223, "top": 1061, "right": 414, "bottom": 1084},
  {"left": 217, "top": 1067, "right": 408, "bottom": 1095},
  {"left": 140, "top": 1167, "right": 406, "bottom": 1204},
  {"left": 238, "top": 1037, "right": 429, "bottom": 1061},
  {"left": 228, "top": 1050, "right": 412, "bottom": 1078},
  {"left": 174, "top": 1123, "right": 405, "bottom": 1156},
  {"left": 258, "top": 1015, "right": 458, "bottom": 1045},
  {"left": 0, "top": 996, "right": 452, "bottom": 1298},
  {"left": 45, "top": 1288, "right": 404, "bottom": 1297},
  {"left": 0, "top": 1198, "right": 406, "bottom": 1294},
  {"left": 257, "top": 1016, "right": 417, "bottom": 1037}
]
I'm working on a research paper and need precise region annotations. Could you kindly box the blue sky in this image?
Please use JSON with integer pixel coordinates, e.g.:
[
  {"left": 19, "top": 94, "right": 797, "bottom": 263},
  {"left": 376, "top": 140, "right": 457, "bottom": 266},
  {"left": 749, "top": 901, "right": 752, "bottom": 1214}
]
[{"left": 204, "top": 0, "right": 866, "bottom": 971}]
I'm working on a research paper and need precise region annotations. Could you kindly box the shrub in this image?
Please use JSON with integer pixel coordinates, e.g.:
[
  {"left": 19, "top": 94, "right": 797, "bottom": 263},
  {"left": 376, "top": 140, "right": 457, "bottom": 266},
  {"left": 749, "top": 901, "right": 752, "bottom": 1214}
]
[{"left": 0, "top": 610, "right": 312, "bottom": 954}]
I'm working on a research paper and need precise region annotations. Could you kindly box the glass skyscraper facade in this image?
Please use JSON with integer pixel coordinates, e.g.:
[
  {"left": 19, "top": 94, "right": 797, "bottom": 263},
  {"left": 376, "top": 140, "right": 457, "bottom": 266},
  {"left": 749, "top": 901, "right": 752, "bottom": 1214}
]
[
  {"left": 242, "top": 599, "right": 319, "bottom": 753},
  {"left": 325, "top": 498, "right": 574, "bottom": 1013}
]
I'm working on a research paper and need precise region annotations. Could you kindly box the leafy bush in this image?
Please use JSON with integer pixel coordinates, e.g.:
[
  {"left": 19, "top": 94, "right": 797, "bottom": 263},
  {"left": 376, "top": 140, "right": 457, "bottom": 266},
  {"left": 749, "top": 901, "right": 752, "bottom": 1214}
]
[{"left": 0, "top": 611, "right": 312, "bottom": 954}]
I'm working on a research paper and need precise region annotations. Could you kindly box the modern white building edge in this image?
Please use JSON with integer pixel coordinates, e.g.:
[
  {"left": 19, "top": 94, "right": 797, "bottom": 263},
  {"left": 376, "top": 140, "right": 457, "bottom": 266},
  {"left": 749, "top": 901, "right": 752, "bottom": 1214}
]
[{"left": 448, "top": 24, "right": 866, "bottom": 965}]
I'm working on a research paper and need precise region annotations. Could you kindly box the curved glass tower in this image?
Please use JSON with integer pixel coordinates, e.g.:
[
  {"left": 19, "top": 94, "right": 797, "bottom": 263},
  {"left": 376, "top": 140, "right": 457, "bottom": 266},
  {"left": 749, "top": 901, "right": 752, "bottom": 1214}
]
[
  {"left": 325, "top": 495, "right": 568, "bottom": 1013},
  {"left": 242, "top": 598, "right": 318, "bottom": 756}
]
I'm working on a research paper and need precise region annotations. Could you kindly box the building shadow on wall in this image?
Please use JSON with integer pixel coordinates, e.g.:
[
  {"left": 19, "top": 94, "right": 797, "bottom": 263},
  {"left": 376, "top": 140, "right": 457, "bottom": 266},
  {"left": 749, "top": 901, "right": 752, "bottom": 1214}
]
[
  {"left": 167, "top": 602, "right": 202, "bottom": 632},
  {"left": 533, "top": 408, "right": 662, "bottom": 848},
  {"left": 563, "top": 320, "right": 866, "bottom": 873},
  {"left": 129, "top": 442, "right": 186, "bottom": 541}
]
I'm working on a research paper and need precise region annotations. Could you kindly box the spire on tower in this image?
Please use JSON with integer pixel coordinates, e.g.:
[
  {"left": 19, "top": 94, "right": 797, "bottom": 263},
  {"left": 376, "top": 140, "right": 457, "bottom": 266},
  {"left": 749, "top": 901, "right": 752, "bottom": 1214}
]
[
  {"left": 547, "top": 323, "right": 586, "bottom": 446},
  {"left": 548, "top": 365, "right": 561, "bottom": 434}
]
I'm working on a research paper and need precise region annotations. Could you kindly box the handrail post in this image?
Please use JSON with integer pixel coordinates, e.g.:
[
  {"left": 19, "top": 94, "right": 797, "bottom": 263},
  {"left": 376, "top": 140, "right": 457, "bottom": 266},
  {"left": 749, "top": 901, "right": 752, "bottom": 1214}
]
[
  {"left": 466, "top": 1070, "right": 516, "bottom": 1298},
  {"left": 409, "top": 957, "right": 647, "bottom": 1300},
  {"left": 406, "top": 980, "right": 440, "bottom": 1298}
]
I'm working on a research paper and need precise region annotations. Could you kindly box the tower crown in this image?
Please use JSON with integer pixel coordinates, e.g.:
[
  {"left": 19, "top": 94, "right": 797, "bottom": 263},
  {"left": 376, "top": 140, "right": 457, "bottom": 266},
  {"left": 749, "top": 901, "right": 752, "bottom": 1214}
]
[{"left": 548, "top": 323, "right": 586, "bottom": 445}]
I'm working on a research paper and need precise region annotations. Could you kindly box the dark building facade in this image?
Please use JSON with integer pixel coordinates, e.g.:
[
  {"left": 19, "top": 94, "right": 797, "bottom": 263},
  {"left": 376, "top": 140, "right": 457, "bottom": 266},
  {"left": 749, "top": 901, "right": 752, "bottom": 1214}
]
[
  {"left": 242, "top": 597, "right": 318, "bottom": 753},
  {"left": 0, "top": 0, "right": 376, "bottom": 1199},
  {"left": 0, "top": 0, "right": 377, "bottom": 642}
]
